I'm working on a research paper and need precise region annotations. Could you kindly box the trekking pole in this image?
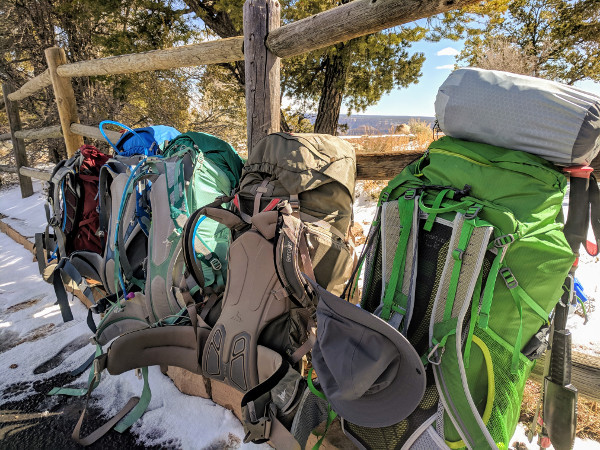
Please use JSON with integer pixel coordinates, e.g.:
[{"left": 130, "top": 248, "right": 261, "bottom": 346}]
[{"left": 541, "top": 165, "right": 593, "bottom": 450}]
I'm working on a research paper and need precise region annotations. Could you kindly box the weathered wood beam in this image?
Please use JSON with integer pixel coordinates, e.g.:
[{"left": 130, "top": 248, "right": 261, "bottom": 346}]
[
  {"left": 70, "top": 123, "right": 122, "bottom": 143},
  {"left": 267, "top": 0, "right": 479, "bottom": 58},
  {"left": 45, "top": 47, "right": 84, "bottom": 157},
  {"left": 356, "top": 151, "right": 423, "bottom": 180},
  {"left": 244, "top": 0, "right": 281, "bottom": 153},
  {"left": 14, "top": 125, "right": 63, "bottom": 140},
  {"left": 2, "top": 83, "right": 34, "bottom": 198},
  {"left": 19, "top": 166, "right": 52, "bottom": 182},
  {"left": 6, "top": 69, "right": 52, "bottom": 102},
  {"left": 0, "top": 164, "right": 17, "bottom": 173},
  {"left": 56, "top": 37, "right": 244, "bottom": 78}
]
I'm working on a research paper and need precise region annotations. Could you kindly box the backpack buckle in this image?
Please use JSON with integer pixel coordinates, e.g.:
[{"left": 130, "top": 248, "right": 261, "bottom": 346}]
[
  {"left": 404, "top": 189, "right": 417, "bottom": 200},
  {"left": 205, "top": 253, "right": 222, "bottom": 271},
  {"left": 242, "top": 402, "right": 276, "bottom": 443},
  {"left": 427, "top": 343, "right": 444, "bottom": 366},
  {"left": 465, "top": 204, "right": 482, "bottom": 219},
  {"left": 494, "top": 234, "right": 515, "bottom": 247},
  {"left": 500, "top": 267, "right": 518, "bottom": 289}
]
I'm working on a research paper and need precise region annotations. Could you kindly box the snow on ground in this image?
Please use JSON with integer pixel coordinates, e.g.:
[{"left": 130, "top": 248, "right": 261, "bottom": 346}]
[{"left": 0, "top": 180, "right": 598, "bottom": 449}]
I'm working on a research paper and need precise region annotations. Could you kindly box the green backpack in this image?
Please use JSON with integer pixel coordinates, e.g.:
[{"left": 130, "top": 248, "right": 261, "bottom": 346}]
[{"left": 349, "top": 136, "right": 574, "bottom": 449}]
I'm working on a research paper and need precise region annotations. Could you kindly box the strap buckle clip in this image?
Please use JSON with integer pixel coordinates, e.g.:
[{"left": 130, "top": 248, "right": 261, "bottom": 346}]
[
  {"left": 427, "top": 343, "right": 444, "bottom": 366},
  {"left": 404, "top": 189, "right": 417, "bottom": 200},
  {"left": 494, "top": 234, "right": 515, "bottom": 247},
  {"left": 243, "top": 402, "right": 276, "bottom": 443},
  {"left": 500, "top": 267, "right": 518, "bottom": 289},
  {"left": 465, "top": 204, "right": 482, "bottom": 220},
  {"left": 207, "top": 254, "right": 222, "bottom": 271}
]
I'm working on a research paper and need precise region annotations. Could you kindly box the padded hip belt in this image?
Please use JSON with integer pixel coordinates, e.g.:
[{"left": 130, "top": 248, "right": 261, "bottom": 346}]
[{"left": 106, "top": 325, "right": 209, "bottom": 375}]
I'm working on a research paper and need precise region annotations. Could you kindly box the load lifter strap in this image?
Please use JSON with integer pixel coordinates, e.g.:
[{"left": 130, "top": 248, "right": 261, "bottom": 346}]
[{"left": 428, "top": 212, "right": 497, "bottom": 449}]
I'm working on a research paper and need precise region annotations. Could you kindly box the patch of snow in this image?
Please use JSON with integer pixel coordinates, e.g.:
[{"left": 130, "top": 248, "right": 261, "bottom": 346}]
[
  {"left": 0, "top": 180, "right": 48, "bottom": 241},
  {"left": 512, "top": 423, "right": 600, "bottom": 450}
]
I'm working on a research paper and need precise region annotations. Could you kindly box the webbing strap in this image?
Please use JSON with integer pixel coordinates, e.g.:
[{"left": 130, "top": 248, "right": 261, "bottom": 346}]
[
  {"left": 49, "top": 345, "right": 103, "bottom": 397},
  {"left": 240, "top": 359, "right": 301, "bottom": 450},
  {"left": 478, "top": 250, "right": 503, "bottom": 330},
  {"left": 380, "top": 193, "right": 417, "bottom": 322},
  {"left": 307, "top": 369, "right": 338, "bottom": 450},
  {"left": 444, "top": 220, "right": 475, "bottom": 321},
  {"left": 114, "top": 367, "right": 151, "bottom": 433},
  {"left": 423, "top": 189, "right": 452, "bottom": 232},
  {"left": 588, "top": 173, "right": 600, "bottom": 256},
  {"left": 498, "top": 266, "right": 549, "bottom": 374}
]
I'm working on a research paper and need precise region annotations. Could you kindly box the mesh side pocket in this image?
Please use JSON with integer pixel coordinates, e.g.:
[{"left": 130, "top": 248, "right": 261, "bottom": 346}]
[{"left": 474, "top": 326, "right": 534, "bottom": 448}]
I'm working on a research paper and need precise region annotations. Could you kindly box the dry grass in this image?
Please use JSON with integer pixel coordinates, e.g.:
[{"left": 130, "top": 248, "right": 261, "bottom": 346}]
[
  {"left": 344, "top": 121, "right": 435, "bottom": 199},
  {"left": 520, "top": 379, "right": 600, "bottom": 442},
  {"left": 346, "top": 119, "right": 434, "bottom": 156}
]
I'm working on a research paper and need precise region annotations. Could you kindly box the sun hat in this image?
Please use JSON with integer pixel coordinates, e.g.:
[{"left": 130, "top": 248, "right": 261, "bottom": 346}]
[{"left": 309, "top": 279, "right": 426, "bottom": 427}]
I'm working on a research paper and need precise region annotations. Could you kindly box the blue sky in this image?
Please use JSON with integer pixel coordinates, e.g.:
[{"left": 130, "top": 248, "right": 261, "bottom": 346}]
[{"left": 358, "top": 38, "right": 600, "bottom": 117}]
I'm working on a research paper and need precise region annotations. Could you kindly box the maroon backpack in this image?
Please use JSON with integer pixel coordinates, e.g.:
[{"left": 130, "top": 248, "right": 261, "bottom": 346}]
[
  {"left": 71, "top": 145, "right": 110, "bottom": 253},
  {"left": 39, "top": 144, "right": 109, "bottom": 262}
]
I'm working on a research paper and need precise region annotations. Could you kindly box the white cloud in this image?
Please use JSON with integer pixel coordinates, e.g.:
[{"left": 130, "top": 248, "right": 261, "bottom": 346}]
[
  {"left": 435, "top": 65, "right": 455, "bottom": 70},
  {"left": 437, "top": 47, "right": 459, "bottom": 56}
]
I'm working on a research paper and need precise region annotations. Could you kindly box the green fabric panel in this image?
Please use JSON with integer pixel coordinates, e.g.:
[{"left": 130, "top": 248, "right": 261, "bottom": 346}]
[{"left": 187, "top": 158, "right": 231, "bottom": 286}]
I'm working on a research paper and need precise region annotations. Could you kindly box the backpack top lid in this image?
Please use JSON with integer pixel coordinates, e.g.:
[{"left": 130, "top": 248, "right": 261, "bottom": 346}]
[
  {"left": 241, "top": 132, "right": 356, "bottom": 198},
  {"left": 162, "top": 131, "right": 244, "bottom": 188},
  {"left": 435, "top": 67, "right": 600, "bottom": 165},
  {"left": 115, "top": 125, "right": 180, "bottom": 156}
]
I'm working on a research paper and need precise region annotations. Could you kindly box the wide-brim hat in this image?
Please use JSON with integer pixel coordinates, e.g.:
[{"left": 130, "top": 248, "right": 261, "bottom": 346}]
[{"left": 309, "top": 279, "right": 426, "bottom": 427}]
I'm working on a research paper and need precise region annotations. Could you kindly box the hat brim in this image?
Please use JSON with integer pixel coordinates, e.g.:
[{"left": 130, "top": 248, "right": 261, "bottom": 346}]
[{"left": 310, "top": 280, "right": 426, "bottom": 427}]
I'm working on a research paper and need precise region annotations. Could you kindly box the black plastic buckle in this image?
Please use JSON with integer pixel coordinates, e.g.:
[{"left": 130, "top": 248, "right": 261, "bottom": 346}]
[
  {"left": 465, "top": 204, "right": 482, "bottom": 220},
  {"left": 494, "top": 234, "right": 515, "bottom": 248},
  {"left": 500, "top": 267, "right": 518, "bottom": 289},
  {"left": 404, "top": 189, "right": 417, "bottom": 200},
  {"left": 242, "top": 402, "right": 275, "bottom": 443},
  {"left": 203, "top": 253, "right": 222, "bottom": 271}
]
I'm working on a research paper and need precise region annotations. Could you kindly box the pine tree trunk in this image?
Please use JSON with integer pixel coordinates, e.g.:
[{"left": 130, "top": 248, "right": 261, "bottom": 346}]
[{"left": 314, "top": 44, "right": 349, "bottom": 135}]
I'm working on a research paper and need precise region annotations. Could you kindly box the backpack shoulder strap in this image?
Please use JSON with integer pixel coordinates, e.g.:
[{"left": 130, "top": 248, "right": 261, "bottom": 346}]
[{"left": 427, "top": 212, "right": 497, "bottom": 449}]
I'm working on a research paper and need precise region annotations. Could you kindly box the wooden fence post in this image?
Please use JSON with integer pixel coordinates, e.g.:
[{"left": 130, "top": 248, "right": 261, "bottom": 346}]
[
  {"left": 244, "top": 0, "right": 281, "bottom": 154},
  {"left": 45, "top": 47, "right": 83, "bottom": 157},
  {"left": 2, "top": 83, "right": 34, "bottom": 198}
]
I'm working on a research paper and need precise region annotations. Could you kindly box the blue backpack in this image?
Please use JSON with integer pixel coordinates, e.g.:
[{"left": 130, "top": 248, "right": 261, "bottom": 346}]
[{"left": 99, "top": 121, "right": 180, "bottom": 156}]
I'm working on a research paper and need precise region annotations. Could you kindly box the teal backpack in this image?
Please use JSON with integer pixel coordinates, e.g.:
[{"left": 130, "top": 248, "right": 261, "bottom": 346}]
[{"left": 345, "top": 136, "right": 574, "bottom": 449}]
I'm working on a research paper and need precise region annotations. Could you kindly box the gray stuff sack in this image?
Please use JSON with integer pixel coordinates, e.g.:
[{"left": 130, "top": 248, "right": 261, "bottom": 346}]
[{"left": 435, "top": 67, "right": 600, "bottom": 165}]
